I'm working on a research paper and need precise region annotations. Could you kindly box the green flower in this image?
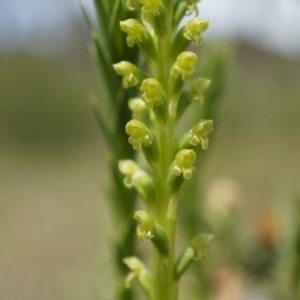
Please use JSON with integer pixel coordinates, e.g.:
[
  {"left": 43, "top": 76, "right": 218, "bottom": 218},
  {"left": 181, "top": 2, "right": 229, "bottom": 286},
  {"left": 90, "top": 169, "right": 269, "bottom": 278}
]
[
  {"left": 139, "top": 0, "right": 162, "bottom": 20},
  {"left": 190, "top": 120, "right": 213, "bottom": 149},
  {"left": 172, "top": 149, "right": 196, "bottom": 179},
  {"left": 120, "top": 19, "right": 145, "bottom": 47},
  {"left": 140, "top": 78, "right": 164, "bottom": 109},
  {"left": 118, "top": 160, "right": 140, "bottom": 187},
  {"left": 171, "top": 51, "right": 198, "bottom": 81},
  {"left": 186, "top": 0, "right": 200, "bottom": 12},
  {"left": 113, "top": 61, "right": 139, "bottom": 88},
  {"left": 123, "top": 256, "right": 154, "bottom": 298},
  {"left": 184, "top": 17, "right": 209, "bottom": 45},
  {"left": 126, "top": 120, "right": 152, "bottom": 150},
  {"left": 134, "top": 210, "right": 155, "bottom": 241},
  {"left": 191, "top": 78, "right": 211, "bottom": 104},
  {"left": 128, "top": 98, "right": 146, "bottom": 119}
]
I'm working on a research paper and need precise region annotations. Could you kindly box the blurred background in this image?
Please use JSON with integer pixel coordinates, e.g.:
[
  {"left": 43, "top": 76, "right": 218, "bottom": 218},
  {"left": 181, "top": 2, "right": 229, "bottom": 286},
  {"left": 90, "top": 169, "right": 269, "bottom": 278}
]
[{"left": 0, "top": 0, "right": 299, "bottom": 299}]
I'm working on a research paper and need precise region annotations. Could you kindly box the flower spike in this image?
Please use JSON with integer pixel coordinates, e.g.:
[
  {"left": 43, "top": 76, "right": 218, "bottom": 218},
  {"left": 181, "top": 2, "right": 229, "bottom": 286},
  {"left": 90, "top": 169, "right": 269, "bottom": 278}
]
[{"left": 184, "top": 17, "right": 209, "bottom": 45}]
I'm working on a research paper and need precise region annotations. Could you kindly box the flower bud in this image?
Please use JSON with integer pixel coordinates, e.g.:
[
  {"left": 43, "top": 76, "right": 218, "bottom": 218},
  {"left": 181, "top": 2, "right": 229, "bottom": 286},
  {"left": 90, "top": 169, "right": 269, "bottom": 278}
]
[
  {"left": 140, "top": 78, "right": 164, "bottom": 109},
  {"left": 128, "top": 98, "right": 145, "bottom": 119},
  {"left": 120, "top": 19, "right": 145, "bottom": 47},
  {"left": 183, "top": 17, "right": 209, "bottom": 45},
  {"left": 123, "top": 256, "right": 154, "bottom": 298}
]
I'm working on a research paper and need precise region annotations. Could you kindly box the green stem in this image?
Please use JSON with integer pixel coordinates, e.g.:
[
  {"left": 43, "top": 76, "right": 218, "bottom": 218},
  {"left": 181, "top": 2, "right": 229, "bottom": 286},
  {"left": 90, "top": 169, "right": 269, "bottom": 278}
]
[{"left": 149, "top": 4, "right": 180, "bottom": 299}]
